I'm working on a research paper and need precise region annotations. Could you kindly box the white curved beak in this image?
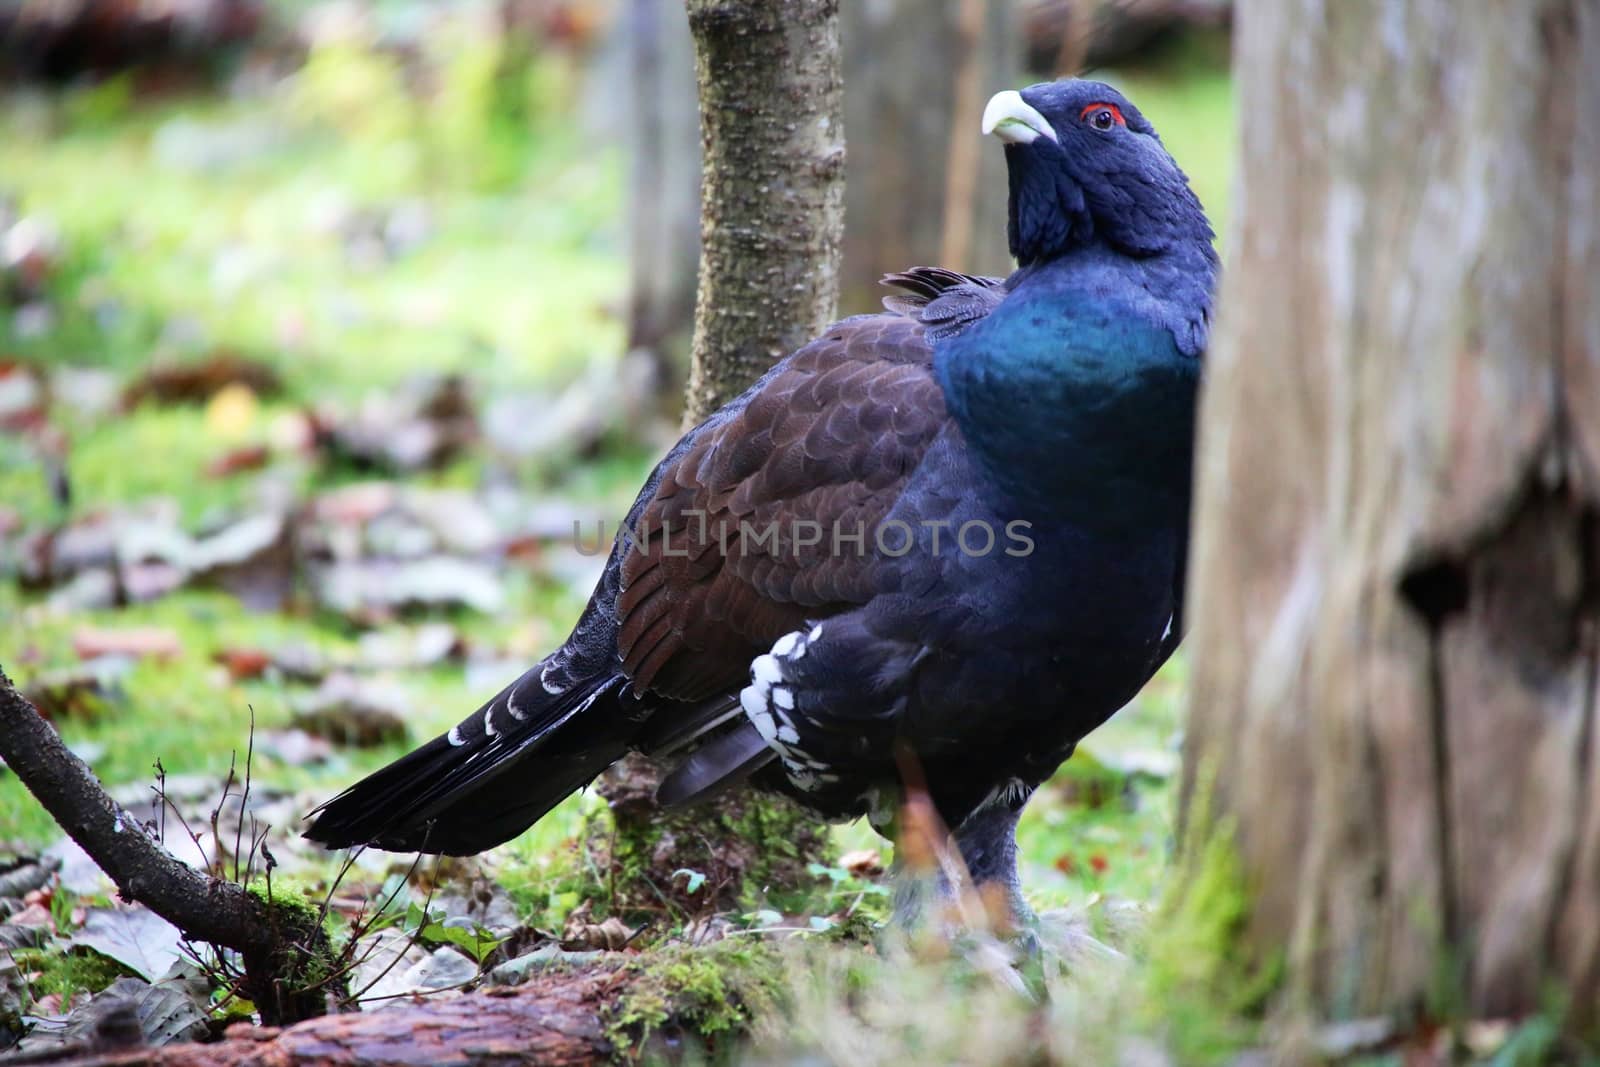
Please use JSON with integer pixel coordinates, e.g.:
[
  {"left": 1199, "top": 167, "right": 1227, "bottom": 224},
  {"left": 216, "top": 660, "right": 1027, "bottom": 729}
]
[{"left": 982, "top": 90, "right": 1057, "bottom": 145}]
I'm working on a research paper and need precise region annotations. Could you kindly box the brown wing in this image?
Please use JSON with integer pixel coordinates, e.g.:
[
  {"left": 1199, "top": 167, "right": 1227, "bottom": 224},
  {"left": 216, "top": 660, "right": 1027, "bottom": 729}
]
[{"left": 615, "top": 314, "right": 949, "bottom": 701}]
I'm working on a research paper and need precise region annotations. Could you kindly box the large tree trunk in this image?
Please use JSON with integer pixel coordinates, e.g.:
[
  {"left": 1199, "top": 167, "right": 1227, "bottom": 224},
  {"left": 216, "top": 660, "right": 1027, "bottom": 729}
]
[
  {"left": 838, "top": 0, "right": 1017, "bottom": 313},
  {"left": 1180, "top": 0, "right": 1599, "bottom": 1030},
  {"left": 680, "top": 0, "right": 845, "bottom": 422},
  {"left": 624, "top": 0, "right": 701, "bottom": 396}
]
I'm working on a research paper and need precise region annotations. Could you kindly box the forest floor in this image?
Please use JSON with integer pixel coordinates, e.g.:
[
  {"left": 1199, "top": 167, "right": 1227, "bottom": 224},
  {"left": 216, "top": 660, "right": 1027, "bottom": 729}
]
[{"left": 0, "top": 12, "right": 1258, "bottom": 1065}]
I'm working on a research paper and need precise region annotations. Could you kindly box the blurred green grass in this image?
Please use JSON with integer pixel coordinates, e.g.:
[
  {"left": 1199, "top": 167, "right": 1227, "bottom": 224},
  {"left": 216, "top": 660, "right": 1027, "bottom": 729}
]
[{"left": 0, "top": 25, "right": 1233, "bottom": 926}]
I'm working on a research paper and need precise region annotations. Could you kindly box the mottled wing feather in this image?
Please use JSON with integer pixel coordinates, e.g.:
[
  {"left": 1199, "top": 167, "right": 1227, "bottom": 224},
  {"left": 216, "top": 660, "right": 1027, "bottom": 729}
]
[
  {"left": 616, "top": 314, "right": 949, "bottom": 701},
  {"left": 880, "top": 267, "right": 1009, "bottom": 342}
]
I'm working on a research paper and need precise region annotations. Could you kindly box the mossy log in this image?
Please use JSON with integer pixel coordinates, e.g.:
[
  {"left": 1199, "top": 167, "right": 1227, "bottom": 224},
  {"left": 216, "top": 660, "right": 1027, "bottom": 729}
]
[
  {"left": 35, "top": 973, "right": 616, "bottom": 1066},
  {"left": 43, "top": 943, "right": 783, "bottom": 1066}
]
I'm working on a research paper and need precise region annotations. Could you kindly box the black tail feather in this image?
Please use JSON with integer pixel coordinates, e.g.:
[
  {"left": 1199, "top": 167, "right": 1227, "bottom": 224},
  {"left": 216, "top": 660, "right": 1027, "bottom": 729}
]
[
  {"left": 303, "top": 662, "right": 632, "bottom": 854},
  {"left": 655, "top": 721, "right": 775, "bottom": 809}
]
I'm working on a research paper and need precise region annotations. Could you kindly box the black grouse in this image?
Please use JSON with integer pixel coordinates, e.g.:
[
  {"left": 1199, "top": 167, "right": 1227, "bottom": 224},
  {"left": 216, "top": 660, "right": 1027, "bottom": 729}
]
[{"left": 305, "top": 79, "right": 1218, "bottom": 917}]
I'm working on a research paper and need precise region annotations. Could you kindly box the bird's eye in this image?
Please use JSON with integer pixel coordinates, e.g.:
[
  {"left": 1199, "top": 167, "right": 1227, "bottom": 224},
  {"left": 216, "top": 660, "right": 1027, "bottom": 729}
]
[{"left": 1080, "top": 103, "right": 1125, "bottom": 132}]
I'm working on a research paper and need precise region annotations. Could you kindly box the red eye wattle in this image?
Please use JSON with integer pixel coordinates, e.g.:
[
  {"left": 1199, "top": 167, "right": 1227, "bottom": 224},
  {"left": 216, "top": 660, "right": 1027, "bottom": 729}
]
[{"left": 1080, "top": 103, "right": 1126, "bottom": 131}]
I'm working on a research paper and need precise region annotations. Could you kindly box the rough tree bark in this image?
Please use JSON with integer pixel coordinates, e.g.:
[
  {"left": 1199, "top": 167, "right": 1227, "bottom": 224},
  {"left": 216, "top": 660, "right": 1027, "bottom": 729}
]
[
  {"left": 596, "top": 0, "right": 847, "bottom": 907},
  {"left": 838, "top": 0, "right": 1017, "bottom": 313},
  {"left": 30, "top": 967, "right": 629, "bottom": 1066},
  {"left": 679, "top": 0, "right": 846, "bottom": 423},
  {"left": 1180, "top": 0, "right": 1599, "bottom": 1031},
  {"left": 0, "top": 670, "right": 332, "bottom": 1025}
]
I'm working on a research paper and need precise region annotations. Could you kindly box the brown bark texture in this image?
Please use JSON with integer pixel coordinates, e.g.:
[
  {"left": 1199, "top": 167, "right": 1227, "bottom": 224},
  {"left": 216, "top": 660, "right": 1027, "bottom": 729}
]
[
  {"left": 1180, "top": 0, "right": 1600, "bottom": 1025},
  {"left": 838, "top": 0, "right": 1017, "bottom": 314},
  {"left": 680, "top": 0, "right": 846, "bottom": 423},
  {"left": 0, "top": 670, "right": 330, "bottom": 1025},
  {"left": 35, "top": 971, "right": 620, "bottom": 1067}
]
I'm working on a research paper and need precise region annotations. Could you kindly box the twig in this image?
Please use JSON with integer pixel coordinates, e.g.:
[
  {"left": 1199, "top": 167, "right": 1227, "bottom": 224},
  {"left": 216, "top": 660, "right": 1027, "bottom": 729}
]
[
  {"left": 345, "top": 853, "right": 440, "bottom": 1006},
  {"left": 231, "top": 707, "right": 256, "bottom": 885},
  {"left": 0, "top": 666, "right": 327, "bottom": 1024}
]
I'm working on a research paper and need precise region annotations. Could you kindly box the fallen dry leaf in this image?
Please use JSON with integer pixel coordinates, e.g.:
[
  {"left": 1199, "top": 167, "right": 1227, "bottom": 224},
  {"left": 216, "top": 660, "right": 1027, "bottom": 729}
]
[
  {"left": 205, "top": 443, "right": 271, "bottom": 478},
  {"left": 839, "top": 848, "right": 885, "bottom": 878},
  {"left": 72, "top": 627, "right": 182, "bottom": 662},
  {"left": 253, "top": 728, "right": 333, "bottom": 767},
  {"left": 291, "top": 674, "right": 408, "bottom": 747},
  {"left": 9, "top": 901, "right": 55, "bottom": 932},
  {"left": 23, "top": 660, "right": 130, "bottom": 721},
  {"left": 73, "top": 906, "right": 186, "bottom": 982},
  {"left": 121, "top": 351, "right": 281, "bottom": 409},
  {"left": 213, "top": 647, "right": 271, "bottom": 680},
  {"left": 559, "top": 900, "right": 638, "bottom": 951}
]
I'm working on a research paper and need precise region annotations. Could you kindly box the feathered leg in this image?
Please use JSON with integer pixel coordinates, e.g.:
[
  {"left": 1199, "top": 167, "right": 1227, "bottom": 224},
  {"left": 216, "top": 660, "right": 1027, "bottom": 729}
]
[{"left": 889, "top": 797, "right": 1034, "bottom": 931}]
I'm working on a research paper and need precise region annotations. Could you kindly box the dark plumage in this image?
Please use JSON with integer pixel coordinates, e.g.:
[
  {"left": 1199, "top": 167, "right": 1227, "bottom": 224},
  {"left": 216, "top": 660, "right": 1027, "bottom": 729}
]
[{"left": 305, "top": 78, "right": 1217, "bottom": 915}]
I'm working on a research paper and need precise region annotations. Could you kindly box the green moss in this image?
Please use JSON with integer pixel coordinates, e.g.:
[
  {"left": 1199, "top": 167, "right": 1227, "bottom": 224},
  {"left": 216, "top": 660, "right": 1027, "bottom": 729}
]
[
  {"left": 245, "top": 878, "right": 321, "bottom": 927},
  {"left": 1139, "top": 816, "right": 1281, "bottom": 1064},
  {"left": 607, "top": 940, "right": 786, "bottom": 1056},
  {"left": 14, "top": 948, "right": 136, "bottom": 1004},
  {"left": 236, "top": 876, "right": 348, "bottom": 1008}
]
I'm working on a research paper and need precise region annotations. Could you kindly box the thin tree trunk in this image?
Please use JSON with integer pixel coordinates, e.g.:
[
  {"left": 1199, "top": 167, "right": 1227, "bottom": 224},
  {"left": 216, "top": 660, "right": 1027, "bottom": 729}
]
[
  {"left": 594, "top": 0, "right": 847, "bottom": 905},
  {"left": 1181, "top": 0, "right": 1599, "bottom": 1030},
  {"left": 839, "top": 0, "right": 1016, "bottom": 314},
  {"left": 680, "top": 0, "right": 846, "bottom": 422}
]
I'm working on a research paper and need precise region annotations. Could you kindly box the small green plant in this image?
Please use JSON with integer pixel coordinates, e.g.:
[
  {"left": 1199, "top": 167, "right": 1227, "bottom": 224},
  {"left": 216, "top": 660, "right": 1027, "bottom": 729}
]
[{"left": 403, "top": 902, "right": 505, "bottom": 966}]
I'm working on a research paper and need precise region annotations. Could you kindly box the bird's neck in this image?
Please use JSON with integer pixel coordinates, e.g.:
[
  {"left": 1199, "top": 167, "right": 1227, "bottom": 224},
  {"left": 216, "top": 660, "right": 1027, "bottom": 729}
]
[{"left": 935, "top": 250, "right": 1209, "bottom": 532}]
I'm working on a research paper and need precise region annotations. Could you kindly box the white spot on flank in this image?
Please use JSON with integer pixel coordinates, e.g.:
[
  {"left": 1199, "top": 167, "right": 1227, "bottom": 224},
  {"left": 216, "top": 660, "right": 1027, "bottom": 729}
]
[
  {"left": 776, "top": 724, "right": 800, "bottom": 745},
  {"left": 743, "top": 684, "right": 782, "bottom": 745},
  {"left": 752, "top": 654, "right": 783, "bottom": 687},
  {"left": 506, "top": 693, "right": 528, "bottom": 721},
  {"left": 483, "top": 709, "right": 499, "bottom": 737},
  {"left": 808, "top": 624, "right": 824, "bottom": 642},
  {"left": 772, "top": 687, "right": 795, "bottom": 710},
  {"left": 772, "top": 631, "right": 801, "bottom": 657},
  {"left": 541, "top": 665, "right": 566, "bottom": 695},
  {"left": 448, "top": 726, "right": 467, "bottom": 747}
]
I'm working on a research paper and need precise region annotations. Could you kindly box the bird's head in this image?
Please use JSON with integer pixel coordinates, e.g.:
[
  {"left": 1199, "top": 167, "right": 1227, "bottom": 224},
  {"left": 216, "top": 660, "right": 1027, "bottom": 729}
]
[{"left": 984, "top": 79, "right": 1213, "bottom": 267}]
